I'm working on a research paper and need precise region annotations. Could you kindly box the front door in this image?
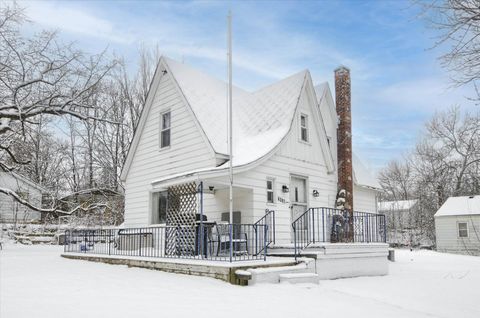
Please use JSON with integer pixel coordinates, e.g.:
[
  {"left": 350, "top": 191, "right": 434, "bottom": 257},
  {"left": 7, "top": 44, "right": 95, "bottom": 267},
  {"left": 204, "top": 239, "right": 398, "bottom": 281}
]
[{"left": 290, "top": 176, "right": 308, "bottom": 241}]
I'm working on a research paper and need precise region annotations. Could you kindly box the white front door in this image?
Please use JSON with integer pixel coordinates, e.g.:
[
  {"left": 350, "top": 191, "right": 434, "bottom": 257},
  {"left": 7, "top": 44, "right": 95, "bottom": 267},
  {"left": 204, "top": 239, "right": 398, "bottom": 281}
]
[{"left": 290, "top": 176, "right": 308, "bottom": 240}]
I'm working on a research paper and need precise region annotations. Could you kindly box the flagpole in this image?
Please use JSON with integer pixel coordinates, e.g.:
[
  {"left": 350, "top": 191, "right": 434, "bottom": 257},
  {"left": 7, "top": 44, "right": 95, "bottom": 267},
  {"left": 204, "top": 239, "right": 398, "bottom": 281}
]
[
  {"left": 227, "top": 11, "right": 233, "bottom": 262},
  {"left": 227, "top": 11, "right": 233, "bottom": 226}
]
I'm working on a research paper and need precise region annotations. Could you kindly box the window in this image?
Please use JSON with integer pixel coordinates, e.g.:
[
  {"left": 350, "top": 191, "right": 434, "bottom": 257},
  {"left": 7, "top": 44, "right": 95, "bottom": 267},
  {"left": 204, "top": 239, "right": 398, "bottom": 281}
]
[
  {"left": 151, "top": 191, "right": 167, "bottom": 224},
  {"left": 160, "top": 111, "right": 171, "bottom": 148},
  {"left": 266, "top": 178, "right": 275, "bottom": 203},
  {"left": 458, "top": 222, "right": 468, "bottom": 238},
  {"left": 300, "top": 114, "right": 308, "bottom": 142}
]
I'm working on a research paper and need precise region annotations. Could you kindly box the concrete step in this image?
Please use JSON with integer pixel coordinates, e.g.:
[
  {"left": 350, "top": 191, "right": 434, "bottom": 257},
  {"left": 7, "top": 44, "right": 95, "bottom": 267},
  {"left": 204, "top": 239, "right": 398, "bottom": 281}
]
[
  {"left": 279, "top": 273, "right": 320, "bottom": 284},
  {"left": 246, "top": 258, "right": 316, "bottom": 285}
]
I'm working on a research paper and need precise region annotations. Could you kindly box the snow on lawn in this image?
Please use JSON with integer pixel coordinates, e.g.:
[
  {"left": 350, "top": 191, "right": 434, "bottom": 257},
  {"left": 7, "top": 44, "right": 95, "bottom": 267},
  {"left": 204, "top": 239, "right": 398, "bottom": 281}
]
[{"left": 1, "top": 245, "right": 479, "bottom": 318}]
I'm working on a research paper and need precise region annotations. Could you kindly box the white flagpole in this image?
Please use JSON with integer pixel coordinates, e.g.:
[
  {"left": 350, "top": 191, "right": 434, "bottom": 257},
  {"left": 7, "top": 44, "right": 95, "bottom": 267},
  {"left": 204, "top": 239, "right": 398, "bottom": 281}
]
[{"left": 227, "top": 11, "right": 233, "bottom": 226}]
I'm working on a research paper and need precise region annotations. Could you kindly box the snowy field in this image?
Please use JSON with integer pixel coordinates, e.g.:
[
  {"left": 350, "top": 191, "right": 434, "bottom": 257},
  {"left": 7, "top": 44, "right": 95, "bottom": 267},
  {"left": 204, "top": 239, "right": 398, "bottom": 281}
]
[{"left": 1, "top": 244, "right": 479, "bottom": 318}]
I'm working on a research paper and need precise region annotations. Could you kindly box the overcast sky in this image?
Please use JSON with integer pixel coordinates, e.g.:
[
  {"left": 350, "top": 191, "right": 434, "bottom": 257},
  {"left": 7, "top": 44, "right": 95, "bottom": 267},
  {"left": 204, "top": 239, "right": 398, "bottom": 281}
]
[{"left": 18, "top": 0, "right": 478, "bottom": 172}]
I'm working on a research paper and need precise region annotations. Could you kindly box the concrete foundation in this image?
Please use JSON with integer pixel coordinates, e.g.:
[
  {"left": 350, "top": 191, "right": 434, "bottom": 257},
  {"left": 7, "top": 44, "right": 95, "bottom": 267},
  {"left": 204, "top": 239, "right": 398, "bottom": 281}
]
[{"left": 60, "top": 253, "right": 296, "bottom": 285}]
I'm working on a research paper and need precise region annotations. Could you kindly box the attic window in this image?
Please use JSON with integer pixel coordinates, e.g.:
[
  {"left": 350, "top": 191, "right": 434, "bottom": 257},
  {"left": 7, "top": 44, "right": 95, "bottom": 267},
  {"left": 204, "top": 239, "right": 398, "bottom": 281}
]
[
  {"left": 160, "top": 111, "right": 171, "bottom": 148},
  {"left": 458, "top": 222, "right": 468, "bottom": 238},
  {"left": 300, "top": 114, "right": 309, "bottom": 142}
]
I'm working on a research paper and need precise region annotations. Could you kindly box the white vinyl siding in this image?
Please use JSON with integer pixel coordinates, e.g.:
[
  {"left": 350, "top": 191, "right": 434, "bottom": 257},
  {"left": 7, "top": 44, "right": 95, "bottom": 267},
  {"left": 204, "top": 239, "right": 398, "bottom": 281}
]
[
  {"left": 353, "top": 185, "right": 378, "bottom": 213},
  {"left": 124, "top": 72, "right": 215, "bottom": 226},
  {"left": 435, "top": 216, "right": 480, "bottom": 255},
  {"left": 0, "top": 173, "right": 42, "bottom": 222}
]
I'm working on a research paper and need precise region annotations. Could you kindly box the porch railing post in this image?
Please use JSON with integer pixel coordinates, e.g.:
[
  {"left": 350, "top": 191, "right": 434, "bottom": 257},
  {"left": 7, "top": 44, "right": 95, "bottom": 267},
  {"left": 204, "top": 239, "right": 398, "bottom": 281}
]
[
  {"left": 312, "top": 208, "right": 315, "bottom": 244},
  {"left": 367, "top": 215, "right": 370, "bottom": 243},
  {"left": 272, "top": 210, "right": 276, "bottom": 244},
  {"left": 254, "top": 225, "right": 258, "bottom": 255},
  {"left": 198, "top": 181, "right": 204, "bottom": 259},
  {"left": 229, "top": 224, "right": 233, "bottom": 262},
  {"left": 322, "top": 209, "right": 325, "bottom": 242},
  {"left": 293, "top": 224, "right": 297, "bottom": 261},
  {"left": 264, "top": 225, "right": 267, "bottom": 261}
]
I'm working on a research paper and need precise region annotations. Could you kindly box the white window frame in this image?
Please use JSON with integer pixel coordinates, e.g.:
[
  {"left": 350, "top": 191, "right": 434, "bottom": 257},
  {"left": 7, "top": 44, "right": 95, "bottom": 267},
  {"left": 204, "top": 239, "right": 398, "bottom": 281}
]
[
  {"left": 457, "top": 222, "right": 469, "bottom": 238},
  {"left": 299, "top": 113, "right": 309, "bottom": 143},
  {"left": 266, "top": 178, "right": 275, "bottom": 204},
  {"left": 150, "top": 190, "right": 168, "bottom": 225},
  {"left": 160, "top": 110, "right": 171, "bottom": 149}
]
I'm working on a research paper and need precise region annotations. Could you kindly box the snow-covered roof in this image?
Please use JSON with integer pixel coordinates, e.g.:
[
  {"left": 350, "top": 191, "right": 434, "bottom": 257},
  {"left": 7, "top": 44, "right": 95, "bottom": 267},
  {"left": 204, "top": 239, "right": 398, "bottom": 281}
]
[
  {"left": 434, "top": 195, "right": 480, "bottom": 217},
  {"left": 352, "top": 154, "right": 381, "bottom": 190},
  {"left": 378, "top": 200, "right": 417, "bottom": 212},
  {"left": 165, "top": 57, "right": 307, "bottom": 166}
]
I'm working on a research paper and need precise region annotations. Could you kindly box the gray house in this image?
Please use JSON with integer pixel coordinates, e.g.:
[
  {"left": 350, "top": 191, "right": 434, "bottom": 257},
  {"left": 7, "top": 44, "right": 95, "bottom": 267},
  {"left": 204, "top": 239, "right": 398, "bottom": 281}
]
[
  {"left": 0, "top": 171, "right": 44, "bottom": 223},
  {"left": 435, "top": 195, "right": 480, "bottom": 256}
]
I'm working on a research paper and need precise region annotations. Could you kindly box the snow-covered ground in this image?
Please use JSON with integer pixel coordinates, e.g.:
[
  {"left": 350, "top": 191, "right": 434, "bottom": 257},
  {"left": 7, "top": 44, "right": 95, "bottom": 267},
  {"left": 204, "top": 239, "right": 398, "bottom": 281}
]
[{"left": 1, "top": 244, "right": 479, "bottom": 318}]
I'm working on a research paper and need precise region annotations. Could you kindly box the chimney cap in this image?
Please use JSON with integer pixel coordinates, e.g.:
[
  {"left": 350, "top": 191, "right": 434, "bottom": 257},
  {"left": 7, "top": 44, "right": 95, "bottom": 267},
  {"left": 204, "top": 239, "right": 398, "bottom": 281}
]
[{"left": 334, "top": 65, "right": 350, "bottom": 74}]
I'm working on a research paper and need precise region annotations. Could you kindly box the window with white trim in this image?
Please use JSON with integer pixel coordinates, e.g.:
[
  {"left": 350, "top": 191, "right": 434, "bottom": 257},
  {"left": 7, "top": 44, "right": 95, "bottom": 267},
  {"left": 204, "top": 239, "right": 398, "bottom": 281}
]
[
  {"left": 266, "top": 178, "right": 275, "bottom": 204},
  {"left": 458, "top": 222, "right": 468, "bottom": 238},
  {"left": 300, "top": 114, "right": 308, "bottom": 142},
  {"left": 151, "top": 191, "right": 167, "bottom": 224},
  {"left": 160, "top": 111, "right": 171, "bottom": 148}
]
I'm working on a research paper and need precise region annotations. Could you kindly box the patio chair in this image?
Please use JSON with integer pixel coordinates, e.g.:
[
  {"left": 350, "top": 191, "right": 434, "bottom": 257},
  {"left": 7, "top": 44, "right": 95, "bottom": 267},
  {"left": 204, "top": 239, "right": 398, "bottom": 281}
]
[{"left": 211, "top": 222, "right": 248, "bottom": 256}]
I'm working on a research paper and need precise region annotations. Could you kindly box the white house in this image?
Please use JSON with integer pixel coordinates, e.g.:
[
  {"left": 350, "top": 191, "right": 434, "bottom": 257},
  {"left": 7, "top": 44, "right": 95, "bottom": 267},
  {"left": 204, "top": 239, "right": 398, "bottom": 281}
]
[
  {"left": 0, "top": 171, "right": 44, "bottom": 222},
  {"left": 378, "top": 199, "right": 418, "bottom": 245},
  {"left": 120, "top": 57, "right": 381, "bottom": 245},
  {"left": 435, "top": 195, "right": 480, "bottom": 255}
]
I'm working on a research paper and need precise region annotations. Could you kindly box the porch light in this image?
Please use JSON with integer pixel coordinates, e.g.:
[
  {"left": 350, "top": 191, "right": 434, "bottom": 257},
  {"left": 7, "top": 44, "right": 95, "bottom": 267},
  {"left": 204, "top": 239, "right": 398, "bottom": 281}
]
[
  {"left": 282, "top": 185, "right": 289, "bottom": 193},
  {"left": 312, "top": 190, "right": 319, "bottom": 197}
]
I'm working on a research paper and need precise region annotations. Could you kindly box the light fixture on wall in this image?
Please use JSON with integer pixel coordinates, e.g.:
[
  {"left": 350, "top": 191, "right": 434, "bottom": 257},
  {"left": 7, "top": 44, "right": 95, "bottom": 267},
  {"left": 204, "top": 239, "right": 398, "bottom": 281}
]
[
  {"left": 282, "top": 185, "right": 289, "bottom": 193},
  {"left": 312, "top": 189, "right": 319, "bottom": 197}
]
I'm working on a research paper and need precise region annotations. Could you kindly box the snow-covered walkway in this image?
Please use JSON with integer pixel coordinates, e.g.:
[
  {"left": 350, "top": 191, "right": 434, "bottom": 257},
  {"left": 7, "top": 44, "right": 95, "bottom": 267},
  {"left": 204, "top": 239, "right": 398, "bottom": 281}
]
[{"left": 1, "top": 244, "right": 479, "bottom": 318}]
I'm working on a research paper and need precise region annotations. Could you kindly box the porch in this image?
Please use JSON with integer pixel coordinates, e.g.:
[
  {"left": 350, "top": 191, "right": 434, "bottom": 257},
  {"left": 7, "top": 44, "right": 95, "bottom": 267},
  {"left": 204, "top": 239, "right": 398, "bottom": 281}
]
[{"left": 62, "top": 180, "right": 388, "bottom": 283}]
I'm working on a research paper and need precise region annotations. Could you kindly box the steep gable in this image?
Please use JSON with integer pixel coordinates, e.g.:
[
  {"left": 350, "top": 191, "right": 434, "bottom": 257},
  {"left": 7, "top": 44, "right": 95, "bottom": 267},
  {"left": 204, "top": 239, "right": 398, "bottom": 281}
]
[
  {"left": 276, "top": 74, "right": 335, "bottom": 172},
  {"left": 121, "top": 58, "right": 216, "bottom": 181}
]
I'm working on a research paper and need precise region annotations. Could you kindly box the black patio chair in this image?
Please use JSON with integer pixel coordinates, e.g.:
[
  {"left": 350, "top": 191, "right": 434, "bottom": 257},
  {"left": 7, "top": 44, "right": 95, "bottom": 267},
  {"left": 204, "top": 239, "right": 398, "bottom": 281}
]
[{"left": 210, "top": 222, "right": 248, "bottom": 256}]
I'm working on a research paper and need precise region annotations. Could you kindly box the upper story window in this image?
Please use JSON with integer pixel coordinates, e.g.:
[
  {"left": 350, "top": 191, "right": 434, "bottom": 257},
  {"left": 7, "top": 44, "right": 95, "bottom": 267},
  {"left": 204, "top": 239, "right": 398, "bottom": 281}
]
[
  {"left": 160, "top": 111, "right": 171, "bottom": 148},
  {"left": 266, "top": 178, "right": 275, "bottom": 204},
  {"left": 458, "top": 222, "right": 468, "bottom": 238},
  {"left": 300, "top": 114, "right": 308, "bottom": 142}
]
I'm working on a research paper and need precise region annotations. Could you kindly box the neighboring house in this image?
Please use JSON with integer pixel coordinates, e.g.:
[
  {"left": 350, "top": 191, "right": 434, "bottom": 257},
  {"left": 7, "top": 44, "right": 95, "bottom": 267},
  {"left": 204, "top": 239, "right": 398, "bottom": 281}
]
[
  {"left": 378, "top": 199, "right": 418, "bottom": 245},
  {"left": 120, "top": 57, "right": 381, "bottom": 245},
  {"left": 435, "top": 195, "right": 480, "bottom": 256},
  {"left": 0, "top": 171, "right": 44, "bottom": 222}
]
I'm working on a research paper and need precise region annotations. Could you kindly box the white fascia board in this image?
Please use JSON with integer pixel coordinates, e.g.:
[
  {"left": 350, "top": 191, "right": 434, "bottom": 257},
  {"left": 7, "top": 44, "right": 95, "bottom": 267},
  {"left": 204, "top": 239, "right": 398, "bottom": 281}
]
[{"left": 120, "top": 58, "right": 165, "bottom": 181}]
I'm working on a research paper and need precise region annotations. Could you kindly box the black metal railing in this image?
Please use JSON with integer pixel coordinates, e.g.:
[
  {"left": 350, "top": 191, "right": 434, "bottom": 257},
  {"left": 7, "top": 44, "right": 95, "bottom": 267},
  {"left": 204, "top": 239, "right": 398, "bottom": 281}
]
[
  {"left": 64, "top": 223, "right": 268, "bottom": 262},
  {"left": 253, "top": 209, "right": 275, "bottom": 253},
  {"left": 292, "top": 207, "right": 387, "bottom": 258}
]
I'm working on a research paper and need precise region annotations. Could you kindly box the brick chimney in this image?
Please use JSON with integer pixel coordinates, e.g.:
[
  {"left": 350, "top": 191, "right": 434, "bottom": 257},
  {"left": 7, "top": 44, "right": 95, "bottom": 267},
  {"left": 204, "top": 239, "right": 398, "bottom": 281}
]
[{"left": 334, "top": 66, "right": 354, "bottom": 221}]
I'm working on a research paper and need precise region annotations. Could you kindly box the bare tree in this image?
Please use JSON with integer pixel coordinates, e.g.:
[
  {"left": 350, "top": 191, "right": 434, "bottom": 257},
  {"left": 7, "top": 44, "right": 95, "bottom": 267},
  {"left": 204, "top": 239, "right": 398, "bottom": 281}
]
[
  {"left": 426, "top": 106, "right": 480, "bottom": 195},
  {"left": 379, "top": 106, "right": 480, "bottom": 242},
  {"left": 378, "top": 159, "right": 414, "bottom": 201},
  {"left": 419, "top": 0, "right": 480, "bottom": 99},
  {"left": 0, "top": 4, "right": 116, "bottom": 215}
]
